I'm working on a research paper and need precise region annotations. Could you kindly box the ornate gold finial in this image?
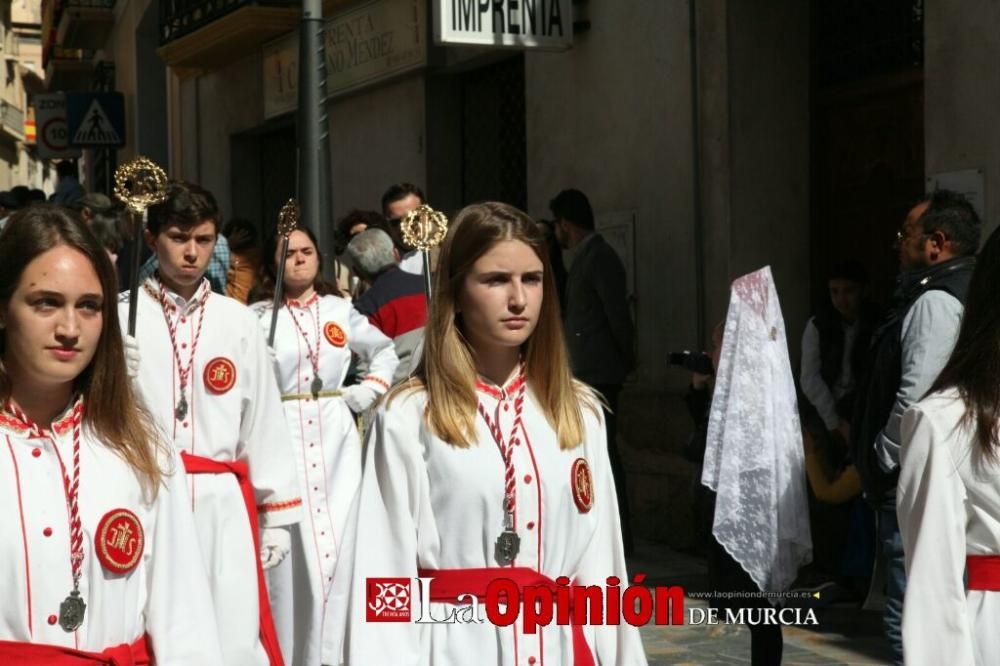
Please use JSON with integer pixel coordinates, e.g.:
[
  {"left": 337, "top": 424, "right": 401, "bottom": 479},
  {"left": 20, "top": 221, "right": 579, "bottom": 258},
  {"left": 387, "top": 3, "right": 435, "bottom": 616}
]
[
  {"left": 113, "top": 156, "right": 168, "bottom": 214},
  {"left": 277, "top": 199, "right": 299, "bottom": 237},
  {"left": 400, "top": 204, "right": 448, "bottom": 251}
]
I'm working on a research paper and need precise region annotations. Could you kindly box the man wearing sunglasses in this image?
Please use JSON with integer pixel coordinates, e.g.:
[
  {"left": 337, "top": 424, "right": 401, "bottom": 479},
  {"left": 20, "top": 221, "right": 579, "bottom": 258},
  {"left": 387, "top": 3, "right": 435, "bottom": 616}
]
[
  {"left": 851, "top": 189, "right": 981, "bottom": 665},
  {"left": 381, "top": 182, "right": 426, "bottom": 276}
]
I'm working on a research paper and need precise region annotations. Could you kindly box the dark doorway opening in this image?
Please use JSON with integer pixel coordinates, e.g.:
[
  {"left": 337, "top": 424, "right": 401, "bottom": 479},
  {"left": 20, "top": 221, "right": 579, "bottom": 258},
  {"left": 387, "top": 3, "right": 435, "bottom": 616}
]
[
  {"left": 459, "top": 55, "right": 527, "bottom": 211},
  {"left": 811, "top": 0, "right": 925, "bottom": 309}
]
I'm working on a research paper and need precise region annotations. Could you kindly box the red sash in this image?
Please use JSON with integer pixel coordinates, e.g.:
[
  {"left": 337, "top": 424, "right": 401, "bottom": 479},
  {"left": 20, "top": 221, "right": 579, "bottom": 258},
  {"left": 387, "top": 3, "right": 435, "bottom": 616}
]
[
  {"left": 0, "top": 634, "right": 149, "bottom": 665},
  {"left": 181, "top": 452, "right": 284, "bottom": 666},
  {"left": 417, "top": 567, "right": 595, "bottom": 666},
  {"left": 967, "top": 555, "right": 1000, "bottom": 591}
]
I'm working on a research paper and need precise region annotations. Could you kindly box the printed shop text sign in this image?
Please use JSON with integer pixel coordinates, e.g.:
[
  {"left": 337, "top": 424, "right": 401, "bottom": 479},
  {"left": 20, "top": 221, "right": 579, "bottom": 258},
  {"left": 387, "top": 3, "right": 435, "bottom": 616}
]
[
  {"left": 263, "top": 0, "right": 426, "bottom": 119},
  {"left": 434, "top": 0, "right": 573, "bottom": 49}
]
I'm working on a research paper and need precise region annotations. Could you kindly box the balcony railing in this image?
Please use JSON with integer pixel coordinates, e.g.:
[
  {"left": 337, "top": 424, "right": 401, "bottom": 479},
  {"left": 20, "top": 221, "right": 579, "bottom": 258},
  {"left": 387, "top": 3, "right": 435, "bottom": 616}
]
[
  {"left": 55, "top": 0, "right": 117, "bottom": 50},
  {"left": 160, "top": 0, "right": 298, "bottom": 45}
]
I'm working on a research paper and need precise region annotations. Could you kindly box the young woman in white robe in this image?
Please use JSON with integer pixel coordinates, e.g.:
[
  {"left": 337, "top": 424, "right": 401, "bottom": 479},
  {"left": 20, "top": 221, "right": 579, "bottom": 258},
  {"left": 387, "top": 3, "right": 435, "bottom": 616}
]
[
  {"left": 898, "top": 224, "right": 1000, "bottom": 666},
  {"left": 336, "top": 202, "right": 647, "bottom": 665},
  {"left": 0, "top": 206, "right": 223, "bottom": 664},
  {"left": 252, "top": 226, "right": 398, "bottom": 666}
]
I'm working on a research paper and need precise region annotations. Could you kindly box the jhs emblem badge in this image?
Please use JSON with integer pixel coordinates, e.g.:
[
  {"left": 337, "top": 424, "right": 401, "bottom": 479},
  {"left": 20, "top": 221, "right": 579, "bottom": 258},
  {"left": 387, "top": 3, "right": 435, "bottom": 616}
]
[
  {"left": 204, "top": 357, "right": 237, "bottom": 394},
  {"left": 571, "top": 458, "right": 594, "bottom": 513},
  {"left": 365, "top": 578, "right": 411, "bottom": 622},
  {"left": 324, "top": 322, "right": 347, "bottom": 347},
  {"left": 95, "top": 509, "right": 144, "bottom": 574}
]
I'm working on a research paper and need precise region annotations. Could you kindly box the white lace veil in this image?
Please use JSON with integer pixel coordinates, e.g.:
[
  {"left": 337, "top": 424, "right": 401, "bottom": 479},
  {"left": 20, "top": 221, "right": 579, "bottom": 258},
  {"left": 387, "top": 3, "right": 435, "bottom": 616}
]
[{"left": 701, "top": 266, "right": 812, "bottom": 594}]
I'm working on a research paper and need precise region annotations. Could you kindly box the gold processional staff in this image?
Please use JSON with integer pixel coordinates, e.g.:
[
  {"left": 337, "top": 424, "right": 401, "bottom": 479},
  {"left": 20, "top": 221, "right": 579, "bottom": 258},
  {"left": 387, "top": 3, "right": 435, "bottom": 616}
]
[
  {"left": 399, "top": 204, "right": 448, "bottom": 300},
  {"left": 114, "top": 156, "right": 169, "bottom": 336}
]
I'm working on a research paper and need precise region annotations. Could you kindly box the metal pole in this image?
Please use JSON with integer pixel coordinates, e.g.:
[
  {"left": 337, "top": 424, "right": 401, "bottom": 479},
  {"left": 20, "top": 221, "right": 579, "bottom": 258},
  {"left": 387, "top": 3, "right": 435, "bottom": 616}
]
[
  {"left": 126, "top": 210, "right": 146, "bottom": 336},
  {"left": 268, "top": 236, "right": 291, "bottom": 347},
  {"left": 298, "top": 0, "right": 334, "bottom": 276}
]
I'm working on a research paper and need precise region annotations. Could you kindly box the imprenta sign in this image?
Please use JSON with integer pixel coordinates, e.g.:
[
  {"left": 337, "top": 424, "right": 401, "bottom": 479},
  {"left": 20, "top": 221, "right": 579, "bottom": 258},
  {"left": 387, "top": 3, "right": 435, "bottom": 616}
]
[{"left": 434, "top": 0, "right": 573, "bottom": 50}]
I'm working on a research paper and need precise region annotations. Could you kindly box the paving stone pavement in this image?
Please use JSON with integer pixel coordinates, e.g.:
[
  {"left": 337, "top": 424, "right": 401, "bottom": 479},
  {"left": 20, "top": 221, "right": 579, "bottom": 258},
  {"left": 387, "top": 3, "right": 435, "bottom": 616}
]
[{"left": 629, "top": 542, "right": 892, "bottom": 665}]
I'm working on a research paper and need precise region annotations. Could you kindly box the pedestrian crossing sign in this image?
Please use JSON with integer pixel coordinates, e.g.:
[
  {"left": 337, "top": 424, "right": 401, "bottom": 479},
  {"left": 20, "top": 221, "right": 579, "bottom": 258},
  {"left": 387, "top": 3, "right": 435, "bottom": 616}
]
[{"left": 66, "top": 92, "right": 125, "bottom": 147}]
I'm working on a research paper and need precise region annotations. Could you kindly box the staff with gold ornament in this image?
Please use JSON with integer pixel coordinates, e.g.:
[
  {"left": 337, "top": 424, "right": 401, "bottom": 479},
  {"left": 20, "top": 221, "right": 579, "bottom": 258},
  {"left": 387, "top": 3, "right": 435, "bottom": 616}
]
[
  {"left": 268, "top": 198, "right": 301, "bottom": 347},
  {"left": 400, "top": 204, "right": 449, "bottom": 300},
  {"left": 114, "top": 156, "right": 168, "bottom": 336}
]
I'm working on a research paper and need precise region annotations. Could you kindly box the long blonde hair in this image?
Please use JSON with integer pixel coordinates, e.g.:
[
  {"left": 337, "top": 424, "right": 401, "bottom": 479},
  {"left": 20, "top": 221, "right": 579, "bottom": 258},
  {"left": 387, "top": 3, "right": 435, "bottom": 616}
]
[
  {"left": 0, "top": 206, "right": 164, "bottom": 493},
  {"left": 388, "top": 202, "right": 594, "bottom": 449}
]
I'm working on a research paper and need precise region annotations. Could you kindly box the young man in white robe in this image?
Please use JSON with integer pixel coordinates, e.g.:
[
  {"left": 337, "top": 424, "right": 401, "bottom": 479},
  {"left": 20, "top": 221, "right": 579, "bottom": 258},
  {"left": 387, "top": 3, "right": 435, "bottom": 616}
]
[{"left": 120, "top": 181, "right": 302, "bottom": 666}]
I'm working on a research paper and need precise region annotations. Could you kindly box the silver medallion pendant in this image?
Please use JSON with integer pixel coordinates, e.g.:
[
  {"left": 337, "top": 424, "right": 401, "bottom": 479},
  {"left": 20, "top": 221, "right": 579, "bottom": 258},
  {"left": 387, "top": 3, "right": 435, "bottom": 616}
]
[
  {"left": 495, "top": 530, "right": 521, "bottom": 566},
  {"left": 59, "top": 589, "right": 86, "bottom": 632},
  {"left": 494, "top": 508, "right": 520, "bottom": 565},
  {"left": 174, "top": 395, "right": 188, "bottom": 421},
  {"left": 310, "top": 376, "right": 323, "bottom": 398}
]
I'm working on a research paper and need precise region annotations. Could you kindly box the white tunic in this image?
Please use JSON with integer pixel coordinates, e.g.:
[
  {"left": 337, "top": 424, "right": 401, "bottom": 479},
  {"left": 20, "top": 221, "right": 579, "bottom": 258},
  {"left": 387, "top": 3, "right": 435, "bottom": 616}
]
[
  {"left": 336, "top": 381, "right": 647, "bottom": 665},
  {"left": 0, "top": 408, "right": 224, "bottom": 664},
  {"left": 120, "top": 277, "right": 302, "bottom": 666},
  {"left": 898, "top": 388, "right": 1000, "bottom": 666},
  {"left": 251, "top": 293, "right": 398, "bottom": 666}
]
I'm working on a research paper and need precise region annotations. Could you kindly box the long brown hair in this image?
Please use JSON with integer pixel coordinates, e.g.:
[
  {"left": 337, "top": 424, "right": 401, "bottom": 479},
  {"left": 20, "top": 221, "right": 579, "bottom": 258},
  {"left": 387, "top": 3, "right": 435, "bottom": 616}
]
[
  {"left": 388, "top": 202, "right": 594, "bottom": 449},
  {"left": 929, "top": 224, "right": 1000, "bottom": 459},
  {"left": 248, "top": 225, "right": 342, "bottom": 303},
  {"left": 0, "top": 206, "right": 164, "bottom": 491}
]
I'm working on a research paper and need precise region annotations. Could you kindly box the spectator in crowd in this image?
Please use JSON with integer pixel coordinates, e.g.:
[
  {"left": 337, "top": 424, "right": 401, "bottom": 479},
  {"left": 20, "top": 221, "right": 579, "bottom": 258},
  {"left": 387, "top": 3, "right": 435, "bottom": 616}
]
[
  {"left": 380, "top": 182, "right": 426, "bottom": 275},
  {"left": 89, "top": 207, "right": 126, "bottom": 267},
  {"left": 222, "top": 218, "right": 260, "bottom": 304},
  {"left": 335, "top": 209, "right": 389, "bottom": 297},
  {"left": 536, "top": 218, "right": 568, "bottom": 313},
  {"left": 851, "top": 189, "right": 981, "bottom": 665},
  {"left": 347, "top": 228, "right": 427, "bottom": 384},
  {"left": 50, "top": 160, "right": 85, "bottom": 206},
  {"left": 0, "top": 191, "right": 20, "bottom": 229},
  {"left": 27, "top": 189, "right": 46, "bottom": 205},
  {"left": 73, "top": 192, "right": 114, "bottom": 225},
  {"left": 799, "top": 260, "right": 878, "bottom": 598},
  {"left": 551, "top": 187, "right": 636, "bottom": 555},
  {"left": 10, "top": 186, "right": 31, "bottom": 209}
]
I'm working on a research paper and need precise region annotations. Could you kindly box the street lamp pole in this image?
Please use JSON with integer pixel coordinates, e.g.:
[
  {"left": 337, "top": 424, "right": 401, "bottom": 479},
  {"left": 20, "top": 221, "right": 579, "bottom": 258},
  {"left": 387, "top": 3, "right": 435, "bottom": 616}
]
[{"left": 297, "top": 0, "right": 334, "bottom": 272}]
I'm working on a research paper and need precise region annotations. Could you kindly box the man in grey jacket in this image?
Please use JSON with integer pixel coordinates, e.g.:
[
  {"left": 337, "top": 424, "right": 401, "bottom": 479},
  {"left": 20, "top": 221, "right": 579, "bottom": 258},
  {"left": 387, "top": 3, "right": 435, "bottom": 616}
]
[
  {"left": 852, "top": 189, "right": 980, "bottom": 665},
  {"left": 551, "top": 188, "right": 636, "bottom": 554}
]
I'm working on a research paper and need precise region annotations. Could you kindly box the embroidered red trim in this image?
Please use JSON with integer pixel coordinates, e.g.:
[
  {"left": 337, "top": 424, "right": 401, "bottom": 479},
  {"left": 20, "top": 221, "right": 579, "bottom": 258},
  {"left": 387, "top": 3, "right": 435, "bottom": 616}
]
[
  {"left": 363, "top": 375, "right": 390, "bottom": 391},
  {"left": 286, "top": 293, "right": 320, "bottom": 309},
  {"left": 475, "top": 373, "right": 526, "bottom": 401},
  {"left": 257, "top": 498, "right": 303, "bottom": 513}
]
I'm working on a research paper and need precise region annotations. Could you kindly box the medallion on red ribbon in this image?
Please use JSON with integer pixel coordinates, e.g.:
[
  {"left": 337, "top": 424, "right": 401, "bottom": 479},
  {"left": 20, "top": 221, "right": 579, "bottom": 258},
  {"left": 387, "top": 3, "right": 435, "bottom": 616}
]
[
  {"left": 95, "top": 509, "right": 144, "bottom": 574},
  {"left": 324, "top": 322, "right": 347, "bottom": 347},
  {"left": 571, "top": 458, "right": 594, "bottom": 513},
  {"left": 204, "top": 357, "right": 237, "bottom": 394}
]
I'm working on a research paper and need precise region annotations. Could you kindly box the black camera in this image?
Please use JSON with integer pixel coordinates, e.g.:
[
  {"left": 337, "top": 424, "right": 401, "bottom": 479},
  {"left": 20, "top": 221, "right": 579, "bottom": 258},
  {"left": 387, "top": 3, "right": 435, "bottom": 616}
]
[{"left": 669, "top": 351, "right": 714, "bottom": 375}]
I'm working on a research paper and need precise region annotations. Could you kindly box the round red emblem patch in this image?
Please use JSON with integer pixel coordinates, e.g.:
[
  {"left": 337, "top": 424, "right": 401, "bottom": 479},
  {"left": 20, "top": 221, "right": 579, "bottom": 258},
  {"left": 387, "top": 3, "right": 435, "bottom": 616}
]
[
  {"left": 324, "top": 322, "right": 347, "bottom": 347},
  {"left": 204, "top": 357, "right": 237, "bottom": 394},
  {"left": 571, "top": 458, "right": 594, "bottom": 513},
  {"left": 95, "top": 509, "right": 144, "bottom": 574}
]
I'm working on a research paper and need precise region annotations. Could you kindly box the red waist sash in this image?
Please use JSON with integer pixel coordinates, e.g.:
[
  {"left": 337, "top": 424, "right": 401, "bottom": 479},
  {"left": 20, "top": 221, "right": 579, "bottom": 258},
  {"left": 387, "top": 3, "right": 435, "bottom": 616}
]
[
  {"left": 417, "top": 567, "right": 595, "bottom": 666},
  {"left": 181, "top": 452, "right": 284, "bottom": 666},
  {"left": 0, "top": 634, "right": 149, "bottom": 665},
  {"left": 967, "top": 555, "right": 1000, "bottom": 591}
]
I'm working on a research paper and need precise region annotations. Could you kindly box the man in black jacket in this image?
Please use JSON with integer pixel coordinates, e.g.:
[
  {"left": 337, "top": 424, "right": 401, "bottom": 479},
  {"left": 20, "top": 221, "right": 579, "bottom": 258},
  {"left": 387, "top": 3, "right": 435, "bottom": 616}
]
[
  {"left": 851, "top": 190, "right": 981, "bottom": 665},
  {"left": 551, "top": 188, "right": 636, "bottom": 555}
]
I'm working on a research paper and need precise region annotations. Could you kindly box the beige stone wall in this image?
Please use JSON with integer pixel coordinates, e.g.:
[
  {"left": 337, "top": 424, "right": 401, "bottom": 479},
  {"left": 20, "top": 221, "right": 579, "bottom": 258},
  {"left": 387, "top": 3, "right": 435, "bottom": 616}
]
[{"left": 924, "top": 0, "right": 1000, "bottom": 238}]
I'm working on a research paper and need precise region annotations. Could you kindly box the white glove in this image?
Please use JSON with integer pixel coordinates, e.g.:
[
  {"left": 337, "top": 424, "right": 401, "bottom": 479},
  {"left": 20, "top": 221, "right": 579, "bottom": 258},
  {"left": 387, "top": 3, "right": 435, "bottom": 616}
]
[
  {"left": 260, "top": 527, "right": 291, "bottom": 571},
  {"left": 342, "top": 384, "right": 379, "bottom": 413},
  {"left": 125, "top": 335, "right": 140, "bottom": 381}
]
